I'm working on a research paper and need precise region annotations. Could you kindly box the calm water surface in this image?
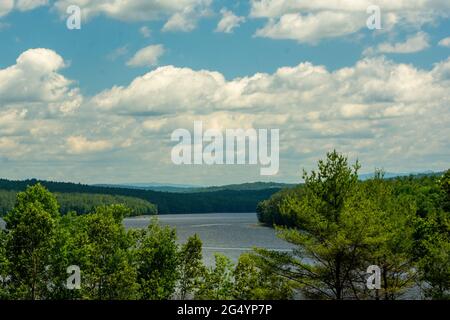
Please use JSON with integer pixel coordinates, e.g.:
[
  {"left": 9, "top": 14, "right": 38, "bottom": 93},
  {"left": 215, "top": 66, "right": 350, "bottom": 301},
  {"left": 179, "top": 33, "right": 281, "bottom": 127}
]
[
  {"left": 0, "top": 213, "right": 294, "bottom": 265},
  {"left": 124, "top": 212, "right": 294, "bottom": 265}
]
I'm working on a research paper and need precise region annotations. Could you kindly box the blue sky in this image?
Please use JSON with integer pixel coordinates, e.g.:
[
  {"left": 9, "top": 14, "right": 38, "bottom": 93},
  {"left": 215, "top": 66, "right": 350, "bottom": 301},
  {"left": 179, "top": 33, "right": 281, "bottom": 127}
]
[{"left": 0, "top": 1, "right": 449, "bottom": 185}]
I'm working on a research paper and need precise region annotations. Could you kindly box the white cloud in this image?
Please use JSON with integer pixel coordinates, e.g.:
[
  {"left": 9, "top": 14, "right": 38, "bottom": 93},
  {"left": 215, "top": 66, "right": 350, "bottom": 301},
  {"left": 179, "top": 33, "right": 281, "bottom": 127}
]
[
  {"left": 255, "top": 11, "right": 364, "bottom": 43},
  {"left": 107, "top": 45, "right": 129, "bottom": 61},
  {"left": 364, "top": 32, "right": 431, "bottom": 56},
  {"left": 0, "top": 0, "right": 47, "bottom": 18},
  {"left": 438, "top": 37, "right": 450, "bottom": 47},
  {"left": 93, "top": 65, "right": 225, "bottom": 114},
  {"left": 162, "top": 12, "right": 196, "bottom": 32},
  {"left": 89, "top": 55, "right": 449, "bottom": 180},
  {"left": 94, "top": 57, "right": 447, "bottom": 120},
  {"left": 54, "top": 0, "right": 211, "bottom": 32},
  {"left": 140, "top": 26, "right": 151, "bottom": 38},
  {"left": 215, "top": 8, "right": 245, "bottom": 33},
  {"left": 126, "top": 44, "right": 165, "bottom": 68},
  {"left": 15, "top": 0, "right": 48, "bottom": 11},
  {"left": 0, "top": 0, "right": 14, "bottom": 17},
  {"left": 376, "top": 32, "right": 430, "bottom": 54},
  {"left": 1, "top": 48, "right": 449, "bottom": 183},
  {"left": 66, "top": 136, "right": 113, "bottom": 154},
  {"left": 250, "top": 0, "right": 450, "bottom": 43},
  {"left": 0, "top": 48, "right": 82, "bottom": 114}
]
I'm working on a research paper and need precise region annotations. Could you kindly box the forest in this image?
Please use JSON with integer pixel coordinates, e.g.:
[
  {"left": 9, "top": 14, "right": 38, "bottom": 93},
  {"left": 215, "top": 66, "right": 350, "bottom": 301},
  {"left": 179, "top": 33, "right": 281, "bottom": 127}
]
[
  {"left": 0, "top": 191, "right": 157, "bottom": 216},
  {"left": 0, "top": 179, "right": 281, "bottom": 215},
  {"left": 0, "top": 151, "right": 448, "bottom": 300}
]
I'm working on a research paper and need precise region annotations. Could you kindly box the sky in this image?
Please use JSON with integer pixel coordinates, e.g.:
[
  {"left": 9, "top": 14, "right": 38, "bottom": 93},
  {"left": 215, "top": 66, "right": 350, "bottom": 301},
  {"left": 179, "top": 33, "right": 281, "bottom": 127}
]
[{"left": 0, "top": 0, "right": 449, "bottom": 185}]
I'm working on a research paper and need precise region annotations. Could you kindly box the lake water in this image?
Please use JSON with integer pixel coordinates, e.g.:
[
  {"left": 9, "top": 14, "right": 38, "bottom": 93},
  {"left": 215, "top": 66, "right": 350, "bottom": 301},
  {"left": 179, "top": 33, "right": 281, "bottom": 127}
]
[
  {"left": 0, "top": 213, "right": 294, "bottom": 266},
  {"left": 124, "top": 212, "right": 294, "bottom": 265}
]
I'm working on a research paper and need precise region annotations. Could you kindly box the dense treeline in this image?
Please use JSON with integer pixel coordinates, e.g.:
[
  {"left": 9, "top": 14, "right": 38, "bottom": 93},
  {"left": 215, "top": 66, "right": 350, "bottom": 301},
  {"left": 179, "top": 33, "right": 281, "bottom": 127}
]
[
  {"left": 0, "top": 184, "right": 290, "bottom": 300},
  {"left": 255, "top": 151, "right": 449, "bottom": 299},
  {"left": 0, "top": 179, "right": 281, "bottom": 214},
  {"left": 0, "top": 191, "right": 157, "bottom": 216},
  {"left": 257, "top": 174, "right": 445, "bottom": 228}
]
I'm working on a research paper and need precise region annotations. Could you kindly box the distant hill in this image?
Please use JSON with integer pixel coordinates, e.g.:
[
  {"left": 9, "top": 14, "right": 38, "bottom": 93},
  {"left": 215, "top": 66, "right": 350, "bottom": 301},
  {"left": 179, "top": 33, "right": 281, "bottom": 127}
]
[
  {"left": 0, "top": 190, "right": 157, "bottom": 217},
  {"left": 0, "top": 171, "right": 442, "bottom": 215},
  {"left": 95, "top": 181, "right": 296, "bottom": 193},
  {"left": 96, "top": 171, "right": 442, "bottom": 192},
  {"left": 94, "top": 183, "right": 197, "bottom": 193},
  {"left": 358, "top": 171, "right": 444, "bottom": 180},
  {"left": 0, "top": 179, "right": 283, "bottom": 215}
]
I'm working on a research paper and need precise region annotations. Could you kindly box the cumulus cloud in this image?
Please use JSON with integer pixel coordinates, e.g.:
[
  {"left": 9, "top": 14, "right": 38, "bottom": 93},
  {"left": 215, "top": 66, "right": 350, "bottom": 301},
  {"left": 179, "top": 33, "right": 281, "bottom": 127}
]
[
  {"left": 0, "top": 0, "right": 47, "bottom": 18},
  {"left": 140, "top": 26, "right": 151, "bottom": 38},
  {"left": 107, "top": 45, "right": 129, "bottom": 61},
  {"left": 162, "top": 10, "right": 198, "bottom": 32},
  {"left": 0, "top": 48, "right": 84, "bottom": 166},
  {"left": 0, "top": 0, "right": 14, "bottom": 17},
  {"left": 54, "top": 0, "right": 211, "bottom": 32},
  {"left": 255, "top": 11, "right": 364, "bottom": 43},
  {"left": 250, "top": 0, "right": 450, "bottom": 43},
  {"left": 66, "top": 136, "right": 113, "bottom": 154},
  {"left": 376, "top": 32, "right": 430, "bottom": 54},
  {"left": 215, "top": 8, "right": 245, "bottom": 33},
  {"left": 126, "top": 44, "right": 165, "bottom": 68},
  {"left": 363, "top": 32, "right": 430, "bottom": 56},
  {"left": 89, "top": 55, "right": 449, "bottom": 179},
  {"left": 93, "top": 57, "right": 447, "bottom": 119},
  {"left": 1, "top": 48, "right": 449, "bottom": 183},
  {"left": 0, "top": 48, "right": 82, "bottom": 114},
  {"left": 15, "top": 0, "right": 48, "bottom": 11},
  {"left": 439, "top": 37, "right": 450, "bottom": 47}
]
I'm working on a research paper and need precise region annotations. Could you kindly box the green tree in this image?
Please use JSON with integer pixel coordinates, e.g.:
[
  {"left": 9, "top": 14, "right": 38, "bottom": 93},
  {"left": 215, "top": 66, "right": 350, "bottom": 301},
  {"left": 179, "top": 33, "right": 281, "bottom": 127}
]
[
  {"left": 0, "top": 230, "right": 9, "bottom": 299},
  {"left": 414, "top": 170, "right": 450, "bottom": 299},
  {"left": 234, "top": 253, "right": 293, "bottom": 300},
  {"left": 362, "top": 173, "right": 417, "bottom": 300},
  {"left": 4, "top": 184, "right": 60, "bottom": 299},
  {"left": 254, "top": 151, "right": 391, "bottom": 299},
  {"left": 132, "top": 218, "right": 179, "bottom": 300},
  {"left": 70, "top": 205, "right": 140, "bottom": 300},
  {"left": 441, "top": 169, "right": 450, "bottom": 212},
  {"left": 196, "top": 253, "right": 234, "bottom": 300},
  {"left": 177, "top": 234, "right": 205, "bottom": 299}
]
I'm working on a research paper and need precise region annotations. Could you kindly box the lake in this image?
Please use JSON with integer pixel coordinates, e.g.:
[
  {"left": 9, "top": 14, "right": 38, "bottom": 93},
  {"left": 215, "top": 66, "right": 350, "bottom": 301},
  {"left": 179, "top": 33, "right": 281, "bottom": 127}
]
[
  {"left": 124, "top": 212, "right": 294, "bottom": 265},
  {"left": 0, "top": 213, "right": 294, "bottom": 266}
]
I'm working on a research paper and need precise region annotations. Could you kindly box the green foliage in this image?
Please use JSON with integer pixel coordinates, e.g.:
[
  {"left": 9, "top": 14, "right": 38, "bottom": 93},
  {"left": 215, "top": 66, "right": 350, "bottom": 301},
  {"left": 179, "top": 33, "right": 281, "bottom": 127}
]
[
  {"left": 4, "top": 184, "right": 60, "bottom": 299},
  {"left": 195, "top": 254, "right": 235, "bottom": 300},
  {"left": 0, "top": 230, "right": 8, "bottom": 299},
  {"left": 361, "top": 173, "right": 417, "bottom": 300},
  {"left": 178, "top": 234, "right": 205, "bottom": 299},
  {"left": 131, "top": 219, "right": 179, "bottom": 300},
  {"left": 441, "top": 169, "right": 450, "bottom": 212},
  {"left": 0, "top": 190, "right": 157, "bottom": 216},
  {"left": 0, "top": 178, "right": 280, "bottom": 214},
  {"left": 234, "top": 253, "right": 293, "bottom": 300},
  {"left": 416, "top": 214, "right": 450, "bottom": 299},
  {"left": 413, "top": 171, "right": 450, "bottom": 299},
  {"left": 69, "top": 205, "right": 140, "bottom": 300},
  {"left": 254, "top": 152, "right": 420, "bottom": 300},
  {"left": 256, "top": 186, "right": 303, "bottom": 227}
]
